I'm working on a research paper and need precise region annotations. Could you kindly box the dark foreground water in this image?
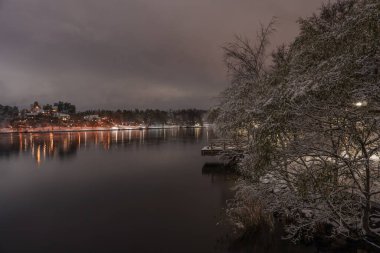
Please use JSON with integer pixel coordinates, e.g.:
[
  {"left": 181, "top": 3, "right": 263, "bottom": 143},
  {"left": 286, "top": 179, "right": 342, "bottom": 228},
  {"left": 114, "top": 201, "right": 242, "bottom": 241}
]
[{"left": 0, "top": 129, "right": 366, "bottom": 253}]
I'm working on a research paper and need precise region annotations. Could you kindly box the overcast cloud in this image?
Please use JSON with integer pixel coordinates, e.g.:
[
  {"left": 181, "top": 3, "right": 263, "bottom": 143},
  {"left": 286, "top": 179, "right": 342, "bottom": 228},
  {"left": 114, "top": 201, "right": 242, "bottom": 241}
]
[{"left": 0, "top": 0, "right": 329, "bottom": 110}]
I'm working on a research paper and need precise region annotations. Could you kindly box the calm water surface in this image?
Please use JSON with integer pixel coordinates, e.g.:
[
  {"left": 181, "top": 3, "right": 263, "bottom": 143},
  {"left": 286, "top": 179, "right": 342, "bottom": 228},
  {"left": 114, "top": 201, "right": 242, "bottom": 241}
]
[{"left": 0, "top": 129, "right": 357, "bottom": 252}]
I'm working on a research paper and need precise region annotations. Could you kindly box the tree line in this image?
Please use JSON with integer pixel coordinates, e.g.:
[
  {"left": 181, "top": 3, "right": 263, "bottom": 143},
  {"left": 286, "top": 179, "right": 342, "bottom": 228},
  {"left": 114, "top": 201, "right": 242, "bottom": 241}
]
[
  {"left": 0, "top": 104, "right": 19, "bottom": 121},
  {"left": 0, "top": 101, "right": 206, "bottom": 127},
  {"left": 78, "top": 109, "right": 206, "bottom": 125}
]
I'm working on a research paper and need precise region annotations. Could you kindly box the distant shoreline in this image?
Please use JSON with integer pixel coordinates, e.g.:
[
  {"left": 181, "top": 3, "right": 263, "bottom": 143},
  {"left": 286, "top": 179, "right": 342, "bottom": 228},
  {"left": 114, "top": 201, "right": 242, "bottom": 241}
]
[{"left": 0, "top": 125, "right": 206, "bottom": 134}]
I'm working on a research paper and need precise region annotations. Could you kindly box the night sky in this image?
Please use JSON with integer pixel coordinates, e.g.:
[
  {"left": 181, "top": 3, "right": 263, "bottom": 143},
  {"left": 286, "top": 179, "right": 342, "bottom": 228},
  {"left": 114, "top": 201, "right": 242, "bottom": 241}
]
[{"left": 0, "top": 0, "right": 329, "bottom": 110}]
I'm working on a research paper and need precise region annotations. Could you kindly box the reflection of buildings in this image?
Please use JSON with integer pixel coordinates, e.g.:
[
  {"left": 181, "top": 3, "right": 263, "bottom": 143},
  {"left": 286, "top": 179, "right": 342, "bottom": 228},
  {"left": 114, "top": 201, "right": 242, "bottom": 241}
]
[
  {"left": 0, "top": 128, "right": 205, "bottom": 165},
  {"left": 202, "top": 162, "right": 236, "bottom": 181},
  {"left": 201, "top": 162, "right": 236, "bottom": 205}
]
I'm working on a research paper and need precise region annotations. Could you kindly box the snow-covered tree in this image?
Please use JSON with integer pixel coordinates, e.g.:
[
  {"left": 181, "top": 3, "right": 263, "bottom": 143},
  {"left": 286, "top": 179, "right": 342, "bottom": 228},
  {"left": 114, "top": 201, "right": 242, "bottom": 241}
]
[{"left": 218, "top": 0, "right": 380, "bottom": 246}]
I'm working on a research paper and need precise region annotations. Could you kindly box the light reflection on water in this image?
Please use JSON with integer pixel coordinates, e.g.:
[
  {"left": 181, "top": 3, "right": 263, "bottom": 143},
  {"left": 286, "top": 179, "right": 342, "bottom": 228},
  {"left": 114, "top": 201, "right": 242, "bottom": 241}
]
[
  {"left": 0, "top": 128, "right": 207, "bottom": 166},
  {"left": 0, "top": 128, "right": 240, "bottom": 253}
]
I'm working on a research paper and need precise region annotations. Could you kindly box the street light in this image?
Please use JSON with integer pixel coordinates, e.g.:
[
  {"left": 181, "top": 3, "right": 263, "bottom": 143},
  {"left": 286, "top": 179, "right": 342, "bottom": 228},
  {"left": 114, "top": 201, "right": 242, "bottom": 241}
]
[{"left": 354, "top": 101, "right": 367, "bottom": 107}]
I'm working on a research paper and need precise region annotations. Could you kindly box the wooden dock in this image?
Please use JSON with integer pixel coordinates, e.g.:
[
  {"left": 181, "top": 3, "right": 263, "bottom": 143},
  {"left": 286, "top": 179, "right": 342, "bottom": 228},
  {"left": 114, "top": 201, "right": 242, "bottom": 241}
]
[
  {"left": 201, "top": 146, "right": 224, "bottom": 156},
  {"left": 201, "top": 139, "right": 242, "bottom": 156}
]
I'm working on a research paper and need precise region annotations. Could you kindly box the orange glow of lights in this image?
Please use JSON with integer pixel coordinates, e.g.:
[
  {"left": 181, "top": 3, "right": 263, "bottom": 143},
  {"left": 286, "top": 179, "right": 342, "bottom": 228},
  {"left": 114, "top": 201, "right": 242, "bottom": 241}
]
[
  {"left": 36, "top": 145, "right": 41, "bottom": 165},
  {"left": 49, "top": 133, "right": 54, "bottom": 153}
]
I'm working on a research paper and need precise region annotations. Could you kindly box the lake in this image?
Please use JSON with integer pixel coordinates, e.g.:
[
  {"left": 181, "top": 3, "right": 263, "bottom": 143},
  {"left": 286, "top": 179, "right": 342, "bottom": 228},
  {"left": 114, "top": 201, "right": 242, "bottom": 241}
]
[{"left": 0, "top": 129, "right": 364, "bottom": 252}]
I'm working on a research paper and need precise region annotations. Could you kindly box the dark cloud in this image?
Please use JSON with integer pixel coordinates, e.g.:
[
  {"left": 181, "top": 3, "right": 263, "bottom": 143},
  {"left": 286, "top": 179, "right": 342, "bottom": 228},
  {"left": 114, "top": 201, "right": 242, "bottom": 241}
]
[{"left": 0, "top": 0, "right": 329, "bottom": 110}]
